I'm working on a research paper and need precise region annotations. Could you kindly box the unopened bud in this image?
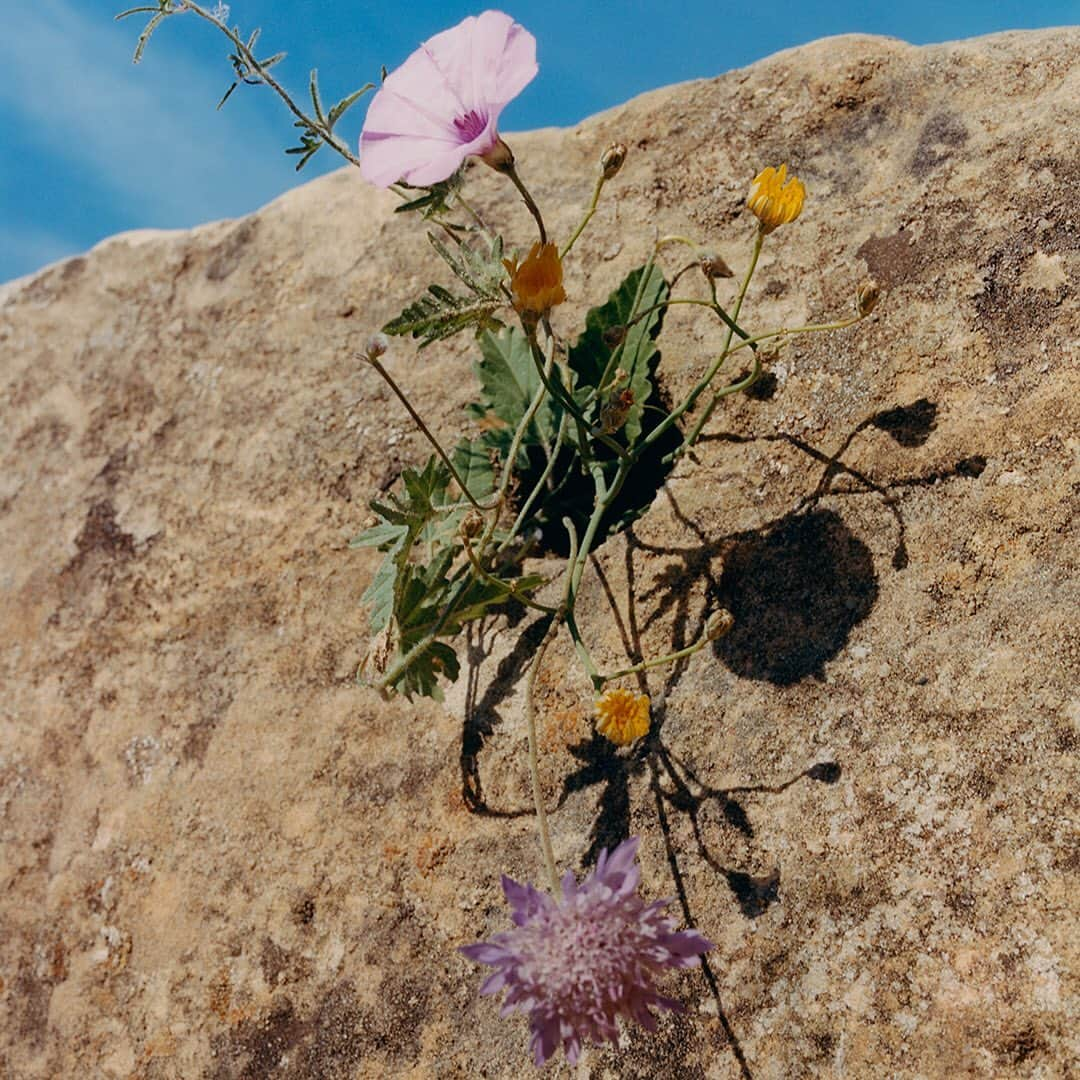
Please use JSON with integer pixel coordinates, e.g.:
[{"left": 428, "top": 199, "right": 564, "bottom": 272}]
[
  {"left": 855, "top": 280, "right": 881, "bottom": 317},
  {"left": 364, "top": 332, "right": 389, "bottom": 360},
  {"left": 705, "top": 609, "right": 735, "bottom": 641},
  {"left": 700, "top": 253, "right": 734, "bottom": 280},
  {"left": 603, "top": 325, "right": 627, "bottom": 348},
  {"left": 600, "top": 143, "right": 627, "bottom": 180},
  {"left": 461, "top": 510, "right": 484, "bottom": 539}
]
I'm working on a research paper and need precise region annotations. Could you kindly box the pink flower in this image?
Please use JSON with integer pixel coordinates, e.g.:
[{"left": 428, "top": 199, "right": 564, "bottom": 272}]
[
  {"left": 460, "top": 837, "right": 714, "bottom": 1066},
  {"left": 359, "top": 11, "right": 538, "bottom": 188}
]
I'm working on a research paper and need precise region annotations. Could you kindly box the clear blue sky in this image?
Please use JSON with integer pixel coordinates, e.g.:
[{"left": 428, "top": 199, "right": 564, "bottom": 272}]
[{"left": 1, "top": 1, "right": 1076, "bottom": 282}]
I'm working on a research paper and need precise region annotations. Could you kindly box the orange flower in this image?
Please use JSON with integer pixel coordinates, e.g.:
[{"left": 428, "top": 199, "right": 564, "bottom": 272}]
[
  {"left": 747, "top": 163, "right": 806, "bottom": 234},
  {"left": 504, "top": 241, "right": 567, "bottom": 316},
  {"left": 595, "top": 688, "right": 650, "bottom": 746}
]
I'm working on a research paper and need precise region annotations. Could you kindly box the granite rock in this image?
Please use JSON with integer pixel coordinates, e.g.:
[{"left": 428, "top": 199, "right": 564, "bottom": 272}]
[{"left": 1, "top": 29, "right": 1077, "bottom": 1079}]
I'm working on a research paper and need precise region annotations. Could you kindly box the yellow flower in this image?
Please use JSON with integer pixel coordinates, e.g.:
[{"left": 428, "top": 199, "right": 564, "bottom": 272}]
[
  {"left": 747, "top": 163, "right": 806, "bottom": 234},
  {"left": 595, "top": 688, "right": 650, "bottom": 746},
  {"left": 503, "top": 242, "right": 567, "bottom": 316}
]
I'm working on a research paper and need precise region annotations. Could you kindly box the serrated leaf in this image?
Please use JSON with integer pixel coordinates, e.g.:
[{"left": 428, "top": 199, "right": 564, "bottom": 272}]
[
  {"left": 428, "top": 233, "right": 505, "bottom": 299},
  {"left": 383, "top": 286, "right": 501, "bottom": 348},
  {"left": 568, "top": 264, "right": 668, "bottom": 445},
  {"left": 451, "top": 439, "right": 496, "bottom": 502},
  {"left": 468, "top": 326, "right": 556, "bottom": 450},
  {"left": 349, "top": 521, "right": 407, "bottom": 549}
]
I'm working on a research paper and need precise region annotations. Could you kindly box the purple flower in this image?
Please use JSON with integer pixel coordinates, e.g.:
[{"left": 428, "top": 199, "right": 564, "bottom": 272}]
[
  {"left": 460, "top": 837, "right": 714, "bottom": 1066},
  {"left": 359, "top": 11, "right": 538, "bottom": 188}
]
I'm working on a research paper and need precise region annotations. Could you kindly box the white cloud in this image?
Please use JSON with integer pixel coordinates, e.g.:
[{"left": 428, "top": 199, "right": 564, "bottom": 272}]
[{"left": 0, "top": 0, "right": 321, "bottom": 229}]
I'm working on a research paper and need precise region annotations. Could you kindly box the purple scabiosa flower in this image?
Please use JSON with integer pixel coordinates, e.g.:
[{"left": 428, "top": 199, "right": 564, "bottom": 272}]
[
  {"left": 359, "top": 11, "right": 538, "bottom": 188},
  {"left": 460, "top": 837, "right": 713, "bottom": 1066}
]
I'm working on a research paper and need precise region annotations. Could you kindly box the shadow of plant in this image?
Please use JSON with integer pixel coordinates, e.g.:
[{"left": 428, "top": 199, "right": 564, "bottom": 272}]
[{"left": 458, "top": 399, "right": 987, "bottom": 1078}]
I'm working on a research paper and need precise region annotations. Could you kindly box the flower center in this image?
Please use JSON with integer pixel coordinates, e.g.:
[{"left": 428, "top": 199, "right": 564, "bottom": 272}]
[{"left": 453, "top": 109, "right": 489, "bottom": 142}]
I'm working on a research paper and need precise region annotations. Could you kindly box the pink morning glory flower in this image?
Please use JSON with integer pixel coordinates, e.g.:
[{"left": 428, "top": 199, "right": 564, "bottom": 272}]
[
  {"left": 460, "top": 837, "right": 714, "bottom": 1066},
  {"left": 359, "top": 10, "right": 538, "bottom": 188}
]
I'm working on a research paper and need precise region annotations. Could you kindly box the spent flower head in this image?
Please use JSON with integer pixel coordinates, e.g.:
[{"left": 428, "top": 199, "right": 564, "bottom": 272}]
[
  {"left": 747, "top": 163, "right": 806, "bottom": 234},
  {"left": 460, "top": 837, "right": 713, "bottom": 1065},
  {"left": 595, "top": 688, "right": 650, "bottom": 745},
  {"left": 504, "top": 242, "right": 567, "bottom": 317},
  {"left": 359, "top": 11, "right": 537, "bottom": 187}
]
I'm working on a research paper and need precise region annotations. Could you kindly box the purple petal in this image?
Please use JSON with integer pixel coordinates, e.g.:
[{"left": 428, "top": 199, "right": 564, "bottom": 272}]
[{"left": 459, "top": 942, "right": 509, "bottom": 965}]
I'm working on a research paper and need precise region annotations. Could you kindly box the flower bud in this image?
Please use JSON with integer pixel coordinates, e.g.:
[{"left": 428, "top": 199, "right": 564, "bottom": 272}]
[
  {"left": 700, "top": 252, "right": 734, "bottom": 280},
  {"left": 855, "top": 280, "right": 881, "bottom": 317},
  {"left": 364, "top": 332, "right": 389, "bottom": 360},
  {"left": 600, "top": 143, "right": 627, "bottom": 180},
  {"left": 461, "top": 510, "right": 484, "bottom": 539},
  {"left": 705, "top": 609, "right": 735, "bottom": 641},
  {"left": 603, "top": 324, "right": 627, "bottom": 348}
]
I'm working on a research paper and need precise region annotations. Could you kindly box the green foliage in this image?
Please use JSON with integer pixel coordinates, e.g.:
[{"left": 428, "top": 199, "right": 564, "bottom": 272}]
[
  {"left": 285, "top": 70, "right": 373, "bottom": 170},
  {"left": 383, "top": 233, "right": 507, "bottom": 347},
  {"left": 351, "top": 453, "right": 541, "bottom": 699},
  {"left": 466, "top": 326, "right": 558, "bottom": 462},
  {"left": 568, "top": 263, "right": 668, "bottom": 446}
]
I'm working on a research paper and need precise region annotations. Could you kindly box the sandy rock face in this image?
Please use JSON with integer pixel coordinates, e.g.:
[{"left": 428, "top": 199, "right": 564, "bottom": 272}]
[{"left": 1, "top": 28, "right": 1078, "bottom": 1079}]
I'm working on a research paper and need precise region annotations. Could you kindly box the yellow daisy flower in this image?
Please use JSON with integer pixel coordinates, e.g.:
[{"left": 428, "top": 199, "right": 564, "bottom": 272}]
[
  {"left": 595, "top": 688, "right": 650, "bottom": 746},
  {"left": 747, "top": 163, "right": 806, "bottom": 234}
]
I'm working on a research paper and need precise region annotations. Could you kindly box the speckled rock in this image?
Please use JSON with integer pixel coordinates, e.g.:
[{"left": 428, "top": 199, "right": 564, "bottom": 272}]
[{"left": 1, "top": 29, "right": 1077, "bottom": 1080}]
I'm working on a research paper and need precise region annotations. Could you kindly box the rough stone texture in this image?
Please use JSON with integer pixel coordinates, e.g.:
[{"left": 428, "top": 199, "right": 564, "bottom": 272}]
[{"left": 1, "top": 28, "right": 1077, "bottom": 1080}]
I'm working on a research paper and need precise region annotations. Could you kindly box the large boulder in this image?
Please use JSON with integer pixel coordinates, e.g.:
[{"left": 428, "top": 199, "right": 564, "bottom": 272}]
[{"left": 1, "top": 29, "right": 1076, "bottom": 1078}]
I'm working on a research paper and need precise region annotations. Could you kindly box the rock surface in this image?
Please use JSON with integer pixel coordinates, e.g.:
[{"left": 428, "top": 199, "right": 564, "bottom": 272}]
[{"left": 1, "top": 28, "right": 1078, "bottom": 1080}]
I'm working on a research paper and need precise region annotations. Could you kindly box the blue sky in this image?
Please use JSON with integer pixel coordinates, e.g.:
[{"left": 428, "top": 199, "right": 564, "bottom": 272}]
[{"left": 1, "top": 0, "right": 1076, "bottom": 282}]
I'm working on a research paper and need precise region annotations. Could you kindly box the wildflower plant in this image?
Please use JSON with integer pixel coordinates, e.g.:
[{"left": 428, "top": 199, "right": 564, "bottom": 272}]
[{"left": 121, "top": 4, "right": 880, "bottom": 1065}]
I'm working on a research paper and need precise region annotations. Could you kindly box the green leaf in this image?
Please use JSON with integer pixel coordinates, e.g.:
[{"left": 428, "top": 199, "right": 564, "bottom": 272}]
[
  {"left": 328, "top": 84, "right": 374, "bottom": 127},
  {"left": 451, "top": 439, "right": 496, "bottom": 502},
  {"left": 568, "top": 264, "right": 669, "bottom": 445},
  {"left": 428, "top": 233, "right": 505, "bottom": 299},
  {"left": 466, "top": 326, "right": 556, "bottom": 451},
  {"left": 383, "top": 284, "right": 502, "bottom": 348}
]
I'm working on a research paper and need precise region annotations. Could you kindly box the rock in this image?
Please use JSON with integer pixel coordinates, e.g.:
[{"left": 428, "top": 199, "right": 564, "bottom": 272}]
[{"left": 1, "top": 29, "right": 1077, "bottom": 1079}]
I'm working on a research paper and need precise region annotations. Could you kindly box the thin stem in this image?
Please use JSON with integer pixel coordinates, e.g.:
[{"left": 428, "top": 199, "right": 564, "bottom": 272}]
[
  {"left": 561, "top": 173, "right": 606, "bottom": 258},
  {"left": 503, "top": 163, "right": 547, "bottom": 245},
  {"left": 678, "top": 352, "right": 763, "bottom": 453},
  {"left": 599, "top": 633, "right": 711, "bottom": 683},
  {"left": 725, "top": 314, "right": 864, "bottom": 357},
  {"left": 461, "top": 533, "right": 556, "bottom": 614},
  {"left": 365, "top": 356, "right": 486, "bottom": 512},
  {"left": 525, "top": 621, "right": 561, "bottom": 893},
  {"left": 673, "top": 230, "right": 765, "bottom": 452},
  {"left": 496, "top": 408, "right": 569, "bottom": 556},
  {"left": 177, "top": 1, "right": 363, "bottom": 168}
]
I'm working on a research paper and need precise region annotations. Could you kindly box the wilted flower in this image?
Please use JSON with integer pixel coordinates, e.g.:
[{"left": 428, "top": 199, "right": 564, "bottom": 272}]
[
  {"left": 595, "top": 688, "right": 650, "bottom": 745},
  {"left": 504, "top": 242, "right": 567, "bottom": 316},
  {"left": 747, "top": 163, "right": 806, "bottom": 233},
  {"left": 359, "top": 11, "right": 538, "bottom": 187},
  {"left": 460, "top": 837, "right": 713, "bottom": 1066},
  {"left": 598, "top": 387, "right": 635, "bottom": 435},
  {"left": 699, "top": 252, "right": 734, "bottom": 280}
]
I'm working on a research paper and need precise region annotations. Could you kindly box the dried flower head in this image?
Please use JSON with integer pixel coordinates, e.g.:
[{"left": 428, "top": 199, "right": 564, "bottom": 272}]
[
  {"left": 504, "top": 242, "right": 567, "bottom": 317},
  {"left": 856, "top": 279, "right": 881, "bottom": 316},
  {"left": 460, "top": 837, "right": 714, "bottom": 1065},
  {"left": 359, "top": 11, "right": 537, "bottom": 187},
  {"left": 747, "top": 163, "right": 806, "bottom": 234},
  {"left": 598, "top": 387, "right": 635, "bottom": 435},
  {"left": 699, "top": 252, "right": 734, "bottom": 280},
  {"left": 595, "top": 688, "right": 650, "bottom": 745}
]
